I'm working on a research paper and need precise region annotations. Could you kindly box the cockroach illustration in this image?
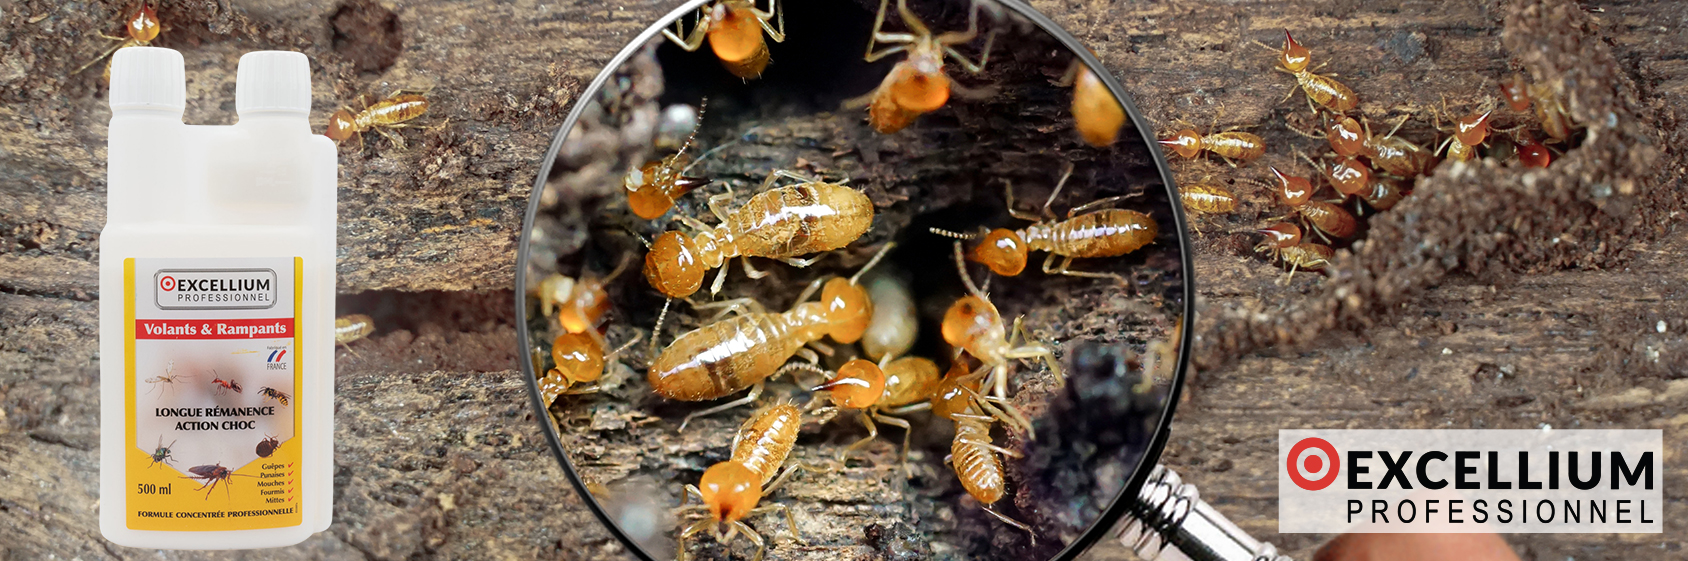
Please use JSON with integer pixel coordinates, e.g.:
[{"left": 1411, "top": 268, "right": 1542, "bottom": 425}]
[
  {"left": 258, "top": 386, "right": 291, "bottom": 406},
  {"left": 180, "top": 463, "right": 254, "bottom": 500},
  {"left": 256, "top": 435, "right": 280, "bottom": 458}
]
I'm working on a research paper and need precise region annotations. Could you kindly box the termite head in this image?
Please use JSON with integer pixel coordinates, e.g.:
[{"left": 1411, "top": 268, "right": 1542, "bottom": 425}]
[
  {"left": 325, "top": 110, "right": 358, "bottom": 143},
  {"left": 1328, "top": 157, "right": 1372, "bottom": 196},
  {"left": 1518, "top": 138, "right": 1551, "bottom": 168},
  {"left": 1255, "top": 222, "right": 1303, "bottom": 252},
  {"left": 968, "top": 228, "right": 1027, "bottom": 276},
  {"left": 550, "top": 333, "right": 606, "bottom": 385},
  {"left": 941, "top": 295, "right": 1005, "bottom": 361},
  {"left": 1269, "top": 167, "right": 1313, "bottom": 207},
  {"left": 644, "top": 231, "right": 706, "bottom": 298},
  {"left": 813, "top": 359, "right": 886, "bottom": 409},
  {"left": 129, "top": 3, "right": 161, "bottom": 43},
  {"left": 1501, "top": 73, "right": 1532, "bottom": 112},
  {"left": 624, "top": 161, "right": 707, "bottom": 220},
  {"left": 1072, "top": 66, "right": 1126, "bottom": 147},
  {"left": 1279, "top": 30, "right": 1311, "bottom": 72},
  {"left": 1157, "top": 129, "right": 1203, "bottom": 159},
  {"left": 889, "top": 51, "right": 953, "bottom": 114},
  {"left": 699, "top": 461, "right": 761, "bottom": 523},
  {"left": 557, "top": 280, "right": 610, "bottom": 334},
  {"left": 820, "top": 277, "right": 873, "bottom": 344},
  {"left": 1455, "top": 110, "right": 1492, "bottom": 147},
  {"left": 1327, "top": 117, "right": 1367, "bottom": 157},
  {"left": 535, "top": 273, "right": 575, "bottom": 318},
  {"left": 930, "top": 362, "right": 983, "bottom": 420}
]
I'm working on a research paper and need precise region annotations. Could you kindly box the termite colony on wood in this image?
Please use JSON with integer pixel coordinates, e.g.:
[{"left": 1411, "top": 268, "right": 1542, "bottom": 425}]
[
  {"left": 525, "top": 1, "right": 1183, "bottom": 559},
  {"left": 1161, "top": 30, "right": 1585, "bottom": 284}
]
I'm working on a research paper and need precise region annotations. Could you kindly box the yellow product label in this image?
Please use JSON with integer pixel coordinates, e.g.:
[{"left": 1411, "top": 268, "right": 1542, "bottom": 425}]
[{"left": 125, "top": 257, "right": 304, "bottom": 531}]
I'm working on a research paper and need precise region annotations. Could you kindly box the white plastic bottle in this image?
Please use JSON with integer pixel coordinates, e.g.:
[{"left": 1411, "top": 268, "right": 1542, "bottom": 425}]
[{"left": 98, "top": 47, "right": 337, "bottom": 549}]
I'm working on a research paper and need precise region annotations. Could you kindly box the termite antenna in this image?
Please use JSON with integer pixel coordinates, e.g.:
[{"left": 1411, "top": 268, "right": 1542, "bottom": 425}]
[
  {"left": 606, "top": 331, "right": 644, "bottom": 360},
  {"left": 952, "top": 241, "right": 985, "bottom": 299},
  {"left": 927, "top": 227, "right": 981, "bottom": 240},
  {"left": 848, "top": 242, "right": 896, "bottom": 286},
  {"left": 649, "top": 298, "right": 672, "bottom": 360},
  {"left": 674, "top": 97, "right": 708, "bottom": 160},
  {"left": 604, "top": 251, "right": 635, "bottom": 283},
  {"left": 680, "top": 126, "right": 764, "bottom": 176}
]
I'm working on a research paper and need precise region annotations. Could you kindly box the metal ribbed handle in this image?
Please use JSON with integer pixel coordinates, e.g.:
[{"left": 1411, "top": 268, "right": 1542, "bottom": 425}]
[{"left": 1116, "top": 465, "right": 1294, "bottom": 561}]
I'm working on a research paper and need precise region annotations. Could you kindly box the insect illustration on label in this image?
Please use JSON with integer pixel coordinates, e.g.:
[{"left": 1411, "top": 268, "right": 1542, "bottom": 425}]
[
  {"left": 209, "top": 372, "right": 243, "bottom": 395},
  {"left": 258, "top": 386, "right": 291, "bottom": 406},
  {"left": 256, "top": 435, "right": 280, "bottom": 458},
  {"left": 148, "top": 435, "right": 177, "bottom": 469},
  {"left": 144, "top": 360, "right": 192, "bottom": 397},
  {"left": 180, "top": 463, "right": 255, "bottom": 500}
]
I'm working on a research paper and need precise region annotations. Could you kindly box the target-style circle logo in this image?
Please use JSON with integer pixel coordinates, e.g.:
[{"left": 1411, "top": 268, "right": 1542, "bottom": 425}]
[
  {"left": 159, "top": 276, "right": 176, "bottom": 291},
  {"left": 1287, "top": 437, "right": 1341, "bottom": 491}
]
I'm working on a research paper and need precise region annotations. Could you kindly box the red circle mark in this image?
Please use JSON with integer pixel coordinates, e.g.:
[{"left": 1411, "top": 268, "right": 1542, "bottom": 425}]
[
  {"left": 1303, "top": 455, "right": 1323, "bottom": 473},
  {"left": 1287, "top": 437, "right": 1341, "bottom": 491},
  {"left": 160, "top": 276, "right": 176, "bottom": 291}
]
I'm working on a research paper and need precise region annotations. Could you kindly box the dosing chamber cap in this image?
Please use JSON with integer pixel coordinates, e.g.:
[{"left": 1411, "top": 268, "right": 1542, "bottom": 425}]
[
  {"left": 110, "top": 47, "right": 185, "bottom": 111},
  {"left": 236, "top": 51, "right": 312, "bottom": 114}
]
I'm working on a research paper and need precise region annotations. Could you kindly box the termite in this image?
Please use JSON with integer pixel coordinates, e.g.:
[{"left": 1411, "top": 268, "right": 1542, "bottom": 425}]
[
  {"left": 931, "top": 162, "right": 1157, "bottom": 280},
  {"left": 536, "top": 331, "right": 642, "bottom": 405},
  {"left": 1258, "top": 30, "right": 1357, "bottom": 113},
  {"left": 663, "top": 0, "right": 785, "bottom": 79},
  {"left": 257, "top": 386, "right": 291, "bottom": 407},
  {"left": 949, "top": 404, "right": 1035, "bottom": 539},
  {"left": 1254, "top": 223, "right": 1332, "bottom": 284},
  {"left": 1358, "top": 177, "right": 1406, "bottom": 213},
  {"left": 534, "top": 254, "right": 634, "bottom": 337},
  {"left": 75, "top": 2, "right": 161, "bottom": 81},
  {"left": 842, "top": 0, "right": 997, "bottom": 134},
  {"left": 256, "top": 434, "right": 280, "bottom": 458},
  {"left": 335, "top": 313, "right": 375, "bottom": 357},
  {"left": 1297, "top": 115, "right": 1434, "bottom": 178},
  {"left": 181, "top": 463, "right": 255, "bottom": 500},
  {"left": 209, "top": 373, "right": 243, "bottom": 395},
  {"left": 1059, "top": 58, "right": 1126, "bottom": 147},
  {"left": 1267, "top": 166, "right": 1357, "bottom": 241},
  {"left": 148, "top": 435, "right": 177, "bottom": 469},
  {"left": 1500, "top": 73, "right": 1532, "bottom": 113},
  {"left": 623, "top": 101, "right": 712, "bottom": 220},
  {"left": 1179, "top": 183, "right": 1239, "bottom": 216},
  {"left": 1435, "top": 107, "right": 1495, "bottom": 162},
  {"left": 1158, "top": 120, "right": 1266, "bottom": 167},
  {"left": 325, "top": 91, "right": 436, "bottom": 150},
  {"left": 1528, "top": 82, "right": 1574, "bottom": 143},
  {"left": 938, "top": 240, "right": 1062, "bottom": 414},
  {"left": 1298, "top": 149, "right": 1371, "bottom": 197},
  {"left": 144, "top": 360, "right": 191, "bottom": 396},
  {"left": 860, "top": 269, "right": 917, "bottom": 362},
  {"left": 648, "top": 243, "right": 894, "bottom": 429},
  {"left": 675, "top": 403, "right": 806, "bottom": 561},
  {"left": 642, "top": 169, "right": 874, "bottom": 299}
]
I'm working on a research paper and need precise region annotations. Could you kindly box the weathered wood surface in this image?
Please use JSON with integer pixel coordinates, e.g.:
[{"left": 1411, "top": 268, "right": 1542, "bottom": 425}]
[{"left": 1, "top": 0, "right": 1684, "bottom": 560}]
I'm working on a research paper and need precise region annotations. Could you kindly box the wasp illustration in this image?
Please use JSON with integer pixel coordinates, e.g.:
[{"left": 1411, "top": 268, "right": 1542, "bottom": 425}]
[
  {"left": 258, "top": 386, "right": 291, "bottom": 407},
  {"left": 256, "top": 435, "right": 281, "bottom": 458},
  {"left": 147, "top": 435, "right": 177, "bottom": 469},
  {"left": 209, "top": 373, "right": 243, "bottom": 395},
  {"left": 181, "top": 463, "right": 254, "bottom": 500}
]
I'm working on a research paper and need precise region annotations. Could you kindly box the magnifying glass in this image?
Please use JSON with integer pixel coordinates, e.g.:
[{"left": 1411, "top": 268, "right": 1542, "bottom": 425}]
[{"left": 516, "top": 1, "right": 1282, "bottom": 559}]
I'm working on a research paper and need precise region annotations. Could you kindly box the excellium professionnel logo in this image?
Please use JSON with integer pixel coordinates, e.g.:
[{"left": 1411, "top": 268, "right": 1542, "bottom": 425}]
[
  {"left": 154, "top": 268, "right": 277, "bottom": 310},
  {"left": 1280, "top": 430, "right": 1662, "bottom": 533}
]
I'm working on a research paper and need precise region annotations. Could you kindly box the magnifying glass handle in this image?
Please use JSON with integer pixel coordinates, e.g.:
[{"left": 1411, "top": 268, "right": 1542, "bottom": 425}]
[{"left": 1116, "top": 464, "right": 1295, "bottom": 561}]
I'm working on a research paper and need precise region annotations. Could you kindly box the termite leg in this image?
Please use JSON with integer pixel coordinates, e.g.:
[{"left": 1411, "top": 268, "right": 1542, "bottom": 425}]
[
  {"left": 661, "top": 7, "right": 711, "bottom": 51},
  {"left": 778, "top": 253, "right": 826, "bottom": 268},
  {"left": 1039, "top": 161, "right": 1076, "bottom": 219},
  {"left": 1043, "top": 254, "right": 1127, "bottom": 283},
  {"left": 1066, "top": 193, "right": 1144, "bottom": 218},
  {"left": 838, "top": 412, "right": 881, "bottom": 462},
  {"left": 1002, "top": 180, "right": 1045, "bottom": 222},
  {"left": 374, "top": 127, "right": 407, "bottom": 150},
  {"left": 981, "top": 505, "right": 1036, "bottom": 544},
  {"left": 692, "top": 297, "right": 765, "bottom": 320},
  {"left": 741, "top": 257, "right": 770, "bottom": 280},
  {"left": 752, "top": 0, "right": 786, "bottom": 42},
  {"left": 707, "top": 190, "right": 736, "bottom": 224},
  {"left": 955, "top": 435, "right": 1024, "bottom": 459},
  {"left": 731, "top": 520, "right": 768, "bottom": 561},
  {"left": 872, "top": 411, "right": 913, "bottom": 462},
  {"left": 678, "top": 382, "right": 764, "bottom": 432}
]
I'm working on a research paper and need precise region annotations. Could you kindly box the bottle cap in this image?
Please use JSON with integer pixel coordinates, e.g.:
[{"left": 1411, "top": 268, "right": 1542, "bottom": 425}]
[
  {"left": 109, "top": 47, "right": 185, "bottom": 111},
  {"left": 235, "top": 51, "right": 311, "bottom": 114}
]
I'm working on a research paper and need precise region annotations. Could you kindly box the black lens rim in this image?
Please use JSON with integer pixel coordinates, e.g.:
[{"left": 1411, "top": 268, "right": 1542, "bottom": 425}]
[{"left": 513, "top": 1, "right": 1195, "bottom": 558}]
